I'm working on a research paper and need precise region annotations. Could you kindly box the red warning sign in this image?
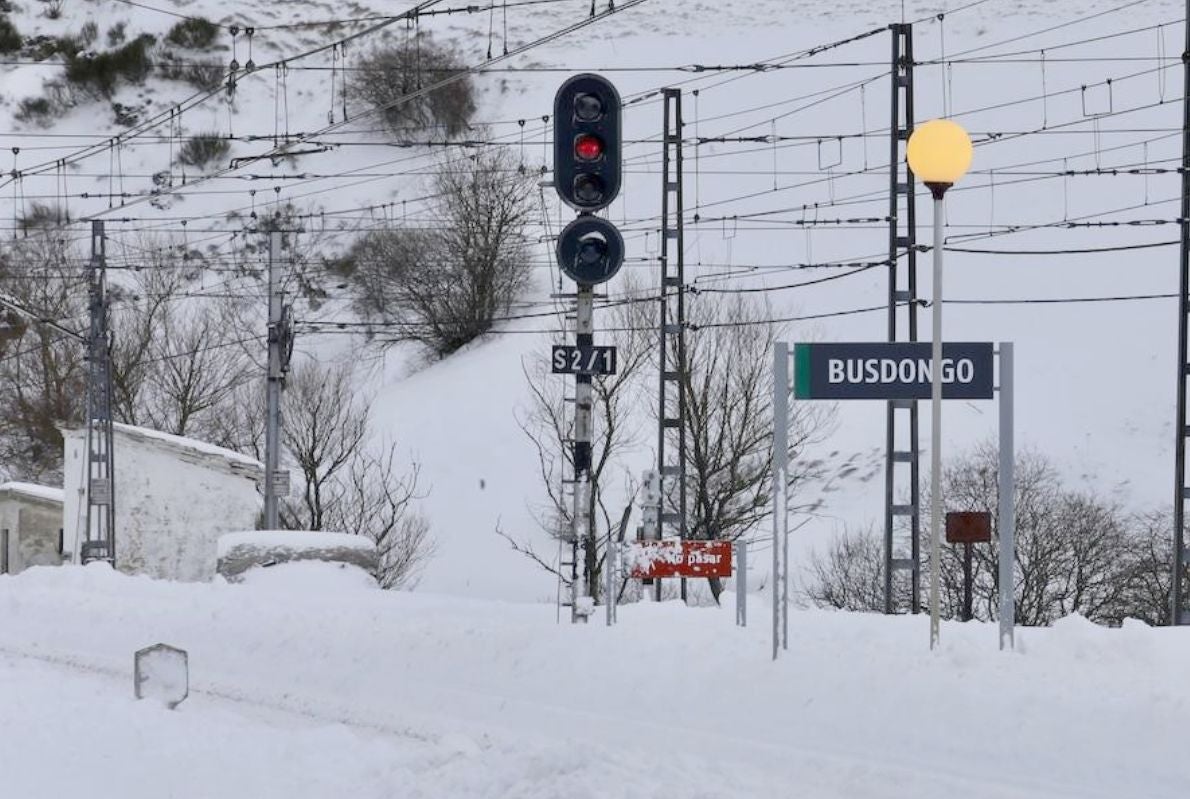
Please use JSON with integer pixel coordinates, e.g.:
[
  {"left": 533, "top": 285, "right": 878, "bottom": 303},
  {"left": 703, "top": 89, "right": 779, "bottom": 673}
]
[{"left": 626, "top": 540, "right": 733, "bottom": 579}]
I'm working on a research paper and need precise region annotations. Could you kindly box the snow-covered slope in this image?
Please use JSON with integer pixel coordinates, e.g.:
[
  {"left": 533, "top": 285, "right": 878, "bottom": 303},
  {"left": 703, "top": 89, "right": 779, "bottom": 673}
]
[
  {"left": 3, "top": 0, "right": 1189, "bottom": 601},
  {"left": 2, "top": 564, "right": 1189, "bottom": 798}
]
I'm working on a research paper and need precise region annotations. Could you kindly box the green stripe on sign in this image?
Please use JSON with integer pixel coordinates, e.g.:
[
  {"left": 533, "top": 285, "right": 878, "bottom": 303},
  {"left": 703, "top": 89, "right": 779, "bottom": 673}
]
[{"left": 793, "top": 343, "right": 812, "bottom": 399}]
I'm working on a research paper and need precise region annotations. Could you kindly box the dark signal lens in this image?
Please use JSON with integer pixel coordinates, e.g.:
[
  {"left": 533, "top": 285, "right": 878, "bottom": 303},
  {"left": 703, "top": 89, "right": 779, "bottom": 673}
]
[
  {"left": 574, "top": 92, "right": 603, "bottom": 122},
  {"left": 577, "top": 235, "right": 608, "bottom": 267},
  {"left": 573, "top": 174, "right": 604, "bottom": 205},
  {"left": 574, "top": 134, "right": 604, "bottom": 161}
]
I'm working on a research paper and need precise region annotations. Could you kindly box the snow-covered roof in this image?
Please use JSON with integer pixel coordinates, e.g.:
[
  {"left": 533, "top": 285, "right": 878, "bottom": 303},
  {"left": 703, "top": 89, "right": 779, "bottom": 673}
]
[
  {"left": 62, "top": 423, "right": 263, "bottom": 478},
  {"left": 0, "top": 482, "right": 65, "bottom": 506}
]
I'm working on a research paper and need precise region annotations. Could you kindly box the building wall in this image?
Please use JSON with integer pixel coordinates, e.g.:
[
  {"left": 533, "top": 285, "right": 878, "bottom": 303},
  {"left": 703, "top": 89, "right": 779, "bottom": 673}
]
[
  {"left": 63, "top": 431, "right": 262, "bottom": 582},
  {"left": 0, "top": 497, "right": 61, "bottom": 574}
]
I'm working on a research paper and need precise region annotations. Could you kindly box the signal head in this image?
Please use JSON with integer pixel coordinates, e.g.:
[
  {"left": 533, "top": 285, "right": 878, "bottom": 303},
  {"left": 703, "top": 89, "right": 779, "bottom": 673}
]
[
  {"left": 553, "top": 74, "right": 621, "bottom": 212},
  {"left": 556, "top": 215, "right": 625, "bottom": 286}
]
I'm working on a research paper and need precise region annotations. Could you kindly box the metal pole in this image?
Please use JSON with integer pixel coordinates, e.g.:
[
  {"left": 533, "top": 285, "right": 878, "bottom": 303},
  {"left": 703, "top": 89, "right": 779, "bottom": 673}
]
[
  {"left": 772, "top": 342, "right": 789, "bottom": 659},
  {"left": 962, "top": 542, "right": 973, "bottom": 622},
  {"left": 605, "top": 530, "right": 615, "bottom": 627},
  {"left": 572, "top": 282, "right": 595, "bottom": 623},
  {"left": 999, "top": 342, "right": 1016, "bottom": 649},
  {"left": 1, "top": 528, "right": 8, "bottom": 575},
  {"left": 928, "top": 195, "right": 944, "bottom": 650},
  {"left": 736, "top": 539, "right": 745, "bottom": 625},
  {"left": 1174, "top": 0, "right": 1190, "bottom": 626},
  {"left": 263, "top": 231, "right": 283, "bottom": 530}
]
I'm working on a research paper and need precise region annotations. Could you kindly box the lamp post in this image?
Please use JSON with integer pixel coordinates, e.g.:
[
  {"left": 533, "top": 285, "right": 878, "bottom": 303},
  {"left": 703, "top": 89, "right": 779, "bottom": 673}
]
[{"left": 906, "top": 119, "right": 972, "bottom": 650}]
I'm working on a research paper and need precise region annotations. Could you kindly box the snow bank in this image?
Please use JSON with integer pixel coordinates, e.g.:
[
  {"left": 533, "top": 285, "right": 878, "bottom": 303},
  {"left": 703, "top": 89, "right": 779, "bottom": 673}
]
[
  {"left": 236, "top": 560, "right": 379, "bottom": 593},
  {"left": 1, "top": 566, "right": 1188, "bottom": 798},
  {"left": 216, "top": 530, "right": 377, "bottom": 558},
  {"left": 216, "top": 530, "right": 379, "bottom": 583}
]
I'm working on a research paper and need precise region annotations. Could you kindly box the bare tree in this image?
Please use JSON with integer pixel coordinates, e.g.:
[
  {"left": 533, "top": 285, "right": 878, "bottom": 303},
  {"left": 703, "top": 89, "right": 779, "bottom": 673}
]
[
  {"left": 338, "top": 147, "right": 537, "bottom": 359},
  {"left": 0, "top": 233, "right": 86, "bottom": 482},
  {"left": 280, "top": 361, "right": 369, "bottom": 531},
  {"left": 504, "top": 282, "right": 655, "bottom": 602},
  {"left": 110, "top": 261, "right": 254, "bottom": 440},
  {"left": 677, "top": 293, "right": 835, "bottom": 601},
  {"left": 227, "top": 359, "right": 436, "bottom": 588},
  {"left": 1108, "top": 510, "right": 1174, "bottom": 626},
  {"left": 804, "top": 524, "right": 903, "bottom": 611},
  {"left": 805, "top": 443, "right": 1144, "bottom": 627},
  {"left": 330, "top": 446, "right": 434, "bottom": 589}
]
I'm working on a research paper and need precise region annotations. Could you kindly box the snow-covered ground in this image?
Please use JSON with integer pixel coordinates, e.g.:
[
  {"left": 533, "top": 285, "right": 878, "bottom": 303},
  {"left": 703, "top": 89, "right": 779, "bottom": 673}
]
[{"left": 2, "top": 564, "right": 1188, "bottom": 798}]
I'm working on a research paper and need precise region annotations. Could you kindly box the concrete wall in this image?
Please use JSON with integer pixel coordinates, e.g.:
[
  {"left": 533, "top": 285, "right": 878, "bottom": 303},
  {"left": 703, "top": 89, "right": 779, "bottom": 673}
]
[
  {"left": 0, "top": 494, "right": 62, "bottom": 574},
  {"left": 63, "top": 427, "right": 262, "bottom": 582}
]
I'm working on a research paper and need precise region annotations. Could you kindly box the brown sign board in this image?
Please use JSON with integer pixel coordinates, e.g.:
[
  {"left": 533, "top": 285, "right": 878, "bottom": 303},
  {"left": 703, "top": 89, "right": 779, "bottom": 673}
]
[{"left": 946, "top": 511, "right": 992, "bottom": 545}]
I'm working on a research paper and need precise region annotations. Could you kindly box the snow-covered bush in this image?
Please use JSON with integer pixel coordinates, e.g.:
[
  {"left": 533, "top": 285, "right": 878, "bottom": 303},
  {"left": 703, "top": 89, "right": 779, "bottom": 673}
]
[
  {"left": 106, "top": 22, "right": 126, "bottom": 46},
  {"left": 349, "top": 34, "right": 475, "bottom": 137},
  {"left": 64, "top": 34, "right": 156, "bottom": 97},
  {"left": 176, "top": 132, "right": 229, "bottom": 169},
  {"left": 41, "top": 0, "right": 64, "bottom": 21},
  {"left": 165, "top": 17, "right": 219, "bottom": 50},
  {"left": 14, "top": 96, "right": 54, "bottom": 125},
  {"left": 0, "top": 14, "right": 21, "bottom": 53},
  {"left": 159, "top": 51, "right": 225, "bottom": 91}
]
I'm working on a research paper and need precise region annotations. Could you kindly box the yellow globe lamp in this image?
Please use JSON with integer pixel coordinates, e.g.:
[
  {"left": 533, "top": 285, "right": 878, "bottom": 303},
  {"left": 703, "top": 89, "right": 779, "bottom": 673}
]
[{"left": 906, "top": 118, "right": 973, "bottom": 198}]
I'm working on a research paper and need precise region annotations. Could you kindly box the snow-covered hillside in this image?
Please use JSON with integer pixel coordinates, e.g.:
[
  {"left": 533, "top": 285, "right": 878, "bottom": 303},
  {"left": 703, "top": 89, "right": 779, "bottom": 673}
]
[
  {"left": 4, "top": 3, "right": 1190, "bottom": 796},
  {"left": 2, "top": 564, "right": 1189, "bottom": 798},
  {"left": 3, "top": 0, "right": 1189, "bottom": 604}
]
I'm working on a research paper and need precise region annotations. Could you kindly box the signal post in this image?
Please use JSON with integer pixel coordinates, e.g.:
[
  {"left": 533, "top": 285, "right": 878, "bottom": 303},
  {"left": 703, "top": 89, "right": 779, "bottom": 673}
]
[{"left": 550, "top": 74, "right": 625, "bottom": 623}]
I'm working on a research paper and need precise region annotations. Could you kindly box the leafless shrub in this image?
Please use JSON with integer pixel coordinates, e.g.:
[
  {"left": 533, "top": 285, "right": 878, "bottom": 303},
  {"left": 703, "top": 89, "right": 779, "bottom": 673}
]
[
  {"left": 269, "top": 361, "right": 434, "bottom": 589},
  {"left": 176, "top": 132, "right": 230, "bottom": 169},
  {"left": 349, "top": 33, "right": 476, "bottom": 137},
  {"left": 340, "top": 147, "right": 536, "bottom": 359},
  {"left": 804, "top": 443, "right": 1171, "bottom": 627}
]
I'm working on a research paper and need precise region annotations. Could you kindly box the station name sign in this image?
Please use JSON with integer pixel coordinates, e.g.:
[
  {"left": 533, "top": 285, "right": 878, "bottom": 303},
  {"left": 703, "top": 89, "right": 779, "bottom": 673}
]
[{"left": 794, "top": 342, "right": 995, "bottom": 401}]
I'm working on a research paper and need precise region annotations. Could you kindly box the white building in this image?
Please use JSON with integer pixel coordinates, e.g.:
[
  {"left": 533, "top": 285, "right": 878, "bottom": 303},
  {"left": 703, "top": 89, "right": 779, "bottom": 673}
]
[
  {"left": 62, "top": 423, "right": 264, "bottom": 582},
  {"left": 0, "top": 482, "right": 64, "bottom": 574}
]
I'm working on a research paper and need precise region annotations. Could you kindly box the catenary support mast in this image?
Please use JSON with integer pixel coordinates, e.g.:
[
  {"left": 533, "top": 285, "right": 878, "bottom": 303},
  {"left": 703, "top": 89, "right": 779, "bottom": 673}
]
[
  {"left": 657, "top": 88, "right": 688, "bottom": 601},
  {"left": 884, "top": 23, "right": 921, "bottom": 614}
]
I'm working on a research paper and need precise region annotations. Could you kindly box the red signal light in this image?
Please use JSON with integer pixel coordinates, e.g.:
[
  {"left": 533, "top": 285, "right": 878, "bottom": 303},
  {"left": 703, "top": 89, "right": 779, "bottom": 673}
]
[{"left": 574, "top": 134, "right": 604, "bottom": 161}]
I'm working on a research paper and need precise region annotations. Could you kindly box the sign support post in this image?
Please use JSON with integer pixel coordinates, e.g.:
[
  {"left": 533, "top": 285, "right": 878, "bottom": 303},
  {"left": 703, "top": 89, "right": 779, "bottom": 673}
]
[
  {"left": 788, "top": 339, "right": 1009, "bottom": 651},
  {"left": 772, "top": 342, "right": 790, "bottom": 660},
  {"left": 736, "top": 539, "right": 747, "bottom": 627},
  {"left": 998, "top": 343, "right": 1016, "bottom": 650}
]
